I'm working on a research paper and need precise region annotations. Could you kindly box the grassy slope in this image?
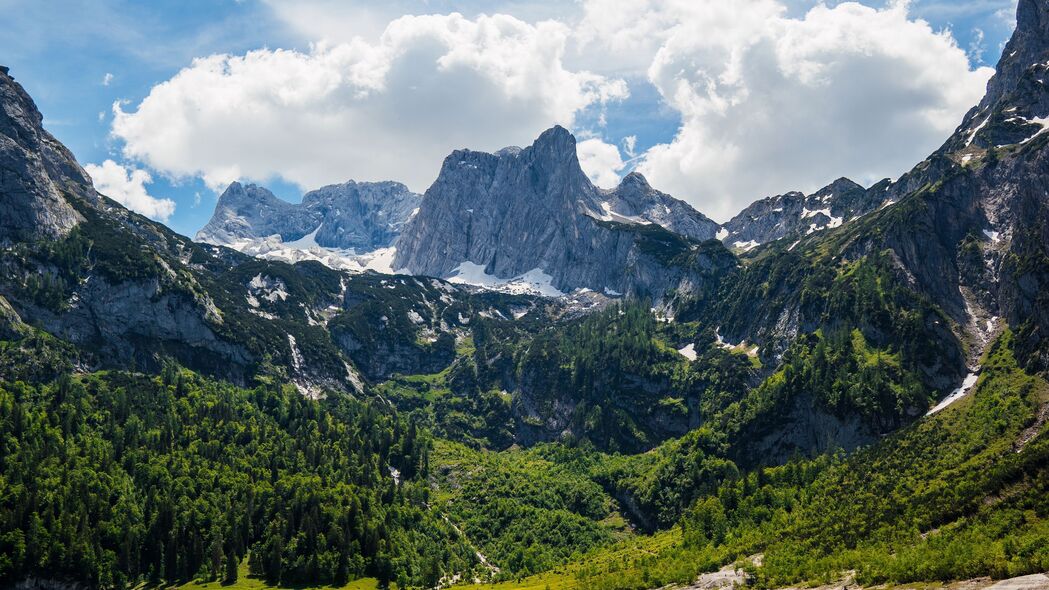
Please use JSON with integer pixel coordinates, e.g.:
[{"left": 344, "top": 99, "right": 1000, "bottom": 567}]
[
  {"left": 453, "top": 328, "right": 1049, "bottom": 590},
  {"left": 431, "top": 441, "right": 633, "bottom": 580}
]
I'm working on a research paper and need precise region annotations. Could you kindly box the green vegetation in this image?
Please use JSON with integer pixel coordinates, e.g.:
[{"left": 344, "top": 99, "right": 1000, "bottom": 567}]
[
  {"left": 375, "top": 337, "right": 515, "bottom": 449},
  {"left": 432, "top": 441, "right": 629, "bottom": 579},
  {"left": 456, "top": 329, "right": 1049, "bottom": 590},
  {"left": 514, "top": 302, "right": 755, "bottom": 453},
  {"left": 0, "top": 368, "right": 475, "bottom": 589}
]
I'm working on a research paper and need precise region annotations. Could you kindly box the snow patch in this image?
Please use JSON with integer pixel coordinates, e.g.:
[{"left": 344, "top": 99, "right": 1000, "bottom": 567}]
[
  {"left": 1020, "top": 116, "right": 1049, "bottom": 144},
  {"left": 716, "top": 228, "right": 730, "bottom": 240},
  {"left": 211, "top": 233, "right": 401, "bottom": 274},
  {"left": 733, "top": 240, "right": 759, "bottom": 252},
  {"left": 965, "top": 114, "right": 990, "bottom": 147},
  {"left": 594, "top": 201, "right": 650, "bottom": 225},
  {"left": 983, "top": 229, "right": 1001, "bottom": 243},
  {"left": 287, "top": 334, "right": 305, "bottom": 372},
  {"left": 447, "top": 262, "right": 564, "bottom": 297},
  {"left": 678, "top": 343, "right": 697, "bottom": 361},
  {"left": 927, "top": 372, "right": 979, "bottom": 415}
]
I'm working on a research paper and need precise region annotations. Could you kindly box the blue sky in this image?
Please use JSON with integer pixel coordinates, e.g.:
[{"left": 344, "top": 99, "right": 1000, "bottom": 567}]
[{"left": 0, "top": 0, "right": 1019, "bottom": 235}]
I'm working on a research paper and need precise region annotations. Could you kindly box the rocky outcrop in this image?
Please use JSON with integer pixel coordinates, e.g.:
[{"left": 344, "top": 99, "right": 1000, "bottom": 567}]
[
  {"left": 720, "top": 177, "right": 883, "bottom": 249},
  {"left": 303, "top": 180, "right": 420, "bottom": 250},
  {"left": 197, "top": 179, "right": 420, "bottom": 251},
  {"left": 601, "top": 172, "right": 719, "bottom": 242},
  {"left": 0, "top": 66, "right": 89, "bottom": 242},
  {"left": 196, "top": 182, "right": 317, "bottom": 245},
  {"left": 394, "top": 126, "right": 734, "bottom": 299}
]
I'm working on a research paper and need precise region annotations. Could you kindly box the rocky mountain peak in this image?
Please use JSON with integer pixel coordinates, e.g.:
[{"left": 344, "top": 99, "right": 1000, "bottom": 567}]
[
  {"left": 948, "top": 0, "right": 1049, "bottom": 151},
  {"left": 618, "top": 171, "right": 651, "bottom": 191},
  {"left": 720, "top": 177, "right": 879, "bottom": 249},
  {"left": 393, "top": 126, "right": 732, "bottom": 297},
  {"left": 0, "top": 65, "right": 90, "bottom": 241},
  {"left": 532, "top": 124, "right": 576, "bottom": 156},
  {"left": 818, "top": 177, "right": 864, "bottom": 195},
  {"left": 216, "top": 182, "right": 282, "bottom": 207},
  {"left": 198, "top": 179, "right": 421, "bottom": 253}
]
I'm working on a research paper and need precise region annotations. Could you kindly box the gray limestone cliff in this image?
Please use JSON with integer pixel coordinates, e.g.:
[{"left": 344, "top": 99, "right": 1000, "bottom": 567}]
[
  {"left": 197, "top": 179, "right": 420, "bottom": 251},
  {"left": 393, "top": 125, "right": 731, "bottom": 298},
  {"left": 0, "top": 66, "right": 90, "bottom": 241}
]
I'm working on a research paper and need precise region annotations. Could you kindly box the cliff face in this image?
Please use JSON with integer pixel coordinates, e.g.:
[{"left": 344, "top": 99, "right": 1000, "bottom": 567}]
[
  {"left": 0, "top": 66, "right": 88, "bottom": 241},
  {"left": 197, "top": 179, "right": 420, "bottom": 252},
  {"left": 720, "top": 177, "right": 884, "bottom": 249},
  {"left": 394, "top": 126, "right": 733, "bottom": 299}
]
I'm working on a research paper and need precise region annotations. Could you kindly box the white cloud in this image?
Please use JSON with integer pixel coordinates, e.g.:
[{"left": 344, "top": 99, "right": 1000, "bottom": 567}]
[
  {"left": 85, "top": 160, "right": 176, "bottom": 221},
  {"left": 577, "top": 138, "right": 625, "bottom": 188},
  {"left": 621, "top": 135, "right": 637, "bottom": 158},
  {"left": 111, "top": 13, "right": 627, "bottom": 193},
  {"left": 102, "top": 72, "right": 113, "bottom": 86},
  {"left": 110, "top": 0, "right": 996, "bottom": 225},
  {"left": 968, "top": 27, "right": 987, "bottom": 63},
  {"left": 581, "top": 0, "right": 994, "bottom": 221}
]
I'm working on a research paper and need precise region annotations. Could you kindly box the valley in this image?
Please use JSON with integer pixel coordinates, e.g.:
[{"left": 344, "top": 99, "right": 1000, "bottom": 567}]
[{"left": 2, "top": 1, "right": 1049, "bottom": 590}]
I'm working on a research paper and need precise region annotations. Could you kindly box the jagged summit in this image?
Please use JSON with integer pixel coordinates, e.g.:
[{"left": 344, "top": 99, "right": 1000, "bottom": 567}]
[
  {"left": 393, "top": 125, "right": 728, "bottom": 297},
  {"left": 618, "top": 171, "right": 651, "bottom": 189},
  {"left": 947, "top": 0, "right": 1049, "bottom": 151},
  {"left": 719, "top": 176, "right": 877, "bottom": 249},
  {"left": 0, "top": 65, "right": 93, "bottom": 241},
  {"left": 197, "top": 178, "right": 420, "bottom": 253}
]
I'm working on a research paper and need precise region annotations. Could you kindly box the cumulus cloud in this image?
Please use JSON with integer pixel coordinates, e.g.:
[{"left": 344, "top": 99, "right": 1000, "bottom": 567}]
[
  {"left": 111, "top": 13, "right": 627, "bottom": 193},
  {"left": 110, "top": 0, "right": 996, "bottom": 225},
  {"left": 85, "top": 160, "right": 176, "bottom": 221},
  {"left": 577, "top": 138, "right": 625, "bottom": 188},
  {"left": 580, "top": 0, "right": 994, "bottom": 220}
]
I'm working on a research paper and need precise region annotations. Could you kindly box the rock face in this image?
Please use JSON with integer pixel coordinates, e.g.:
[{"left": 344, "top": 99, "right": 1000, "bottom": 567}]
[
  {"left": 720, "top": 177, "right": 884, "bottom": 249},
  {"left": 197, "top": 179, "right": 420, "bottom": 251},
  {"left": 0, "top": 66, "right": 89, "bottom": 241},
  {"left": 601, "top": 172, "right": 720, "bottom": 242},
  {"left": 394, "top": 126, "right": 728, "bottom": 298},
  {"left": 710, "top": 0, "right": 1049, "bottom": 391},
  {"left": 196, "top": 182, "right": 316, "bottom": 245}
]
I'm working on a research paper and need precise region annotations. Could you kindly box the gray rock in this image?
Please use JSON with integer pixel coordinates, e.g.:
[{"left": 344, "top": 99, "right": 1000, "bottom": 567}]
[
  {"left": 721, "top": 177, "right": 877, "bottom": 248},
  {"left": 0, "top": 66, "right": 89, "bottom": 242},
  {"left": 304, "top": 180, "right": 420, "bottom": 250},
  {"left": 394, "top": 125, "right": 731, "bottom": 298},
  {"left": 196, "top": 182, "right": 316, "bottom": 244},
  {"left": 602, "top": 171, "right": 719, "bottom": 241},
  {"left": 197, "top": 179, "right": 420, "bottom": 251}
]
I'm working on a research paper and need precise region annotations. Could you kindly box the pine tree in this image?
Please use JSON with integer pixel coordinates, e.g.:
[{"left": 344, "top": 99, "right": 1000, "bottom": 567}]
[{"left": 224, "top": 553, "right": 238, "bottom": 585}]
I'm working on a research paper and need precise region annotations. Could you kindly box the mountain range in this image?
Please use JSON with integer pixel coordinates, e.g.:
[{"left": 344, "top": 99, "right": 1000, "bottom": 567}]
[
  {"left": 2, "top": 1, "right": 1049, "bottom": 589},
  {"left": 198, "top": 127, "right": 890, "bottom": 297}
]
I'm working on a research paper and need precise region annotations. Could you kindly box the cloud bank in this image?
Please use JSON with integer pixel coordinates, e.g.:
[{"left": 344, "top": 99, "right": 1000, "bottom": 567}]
[
  {"left": 112, "top": 0, "right": 996, "bottom": 222},
  {"left": 111, "top": 13, "right": 627, "bottom": 193}
]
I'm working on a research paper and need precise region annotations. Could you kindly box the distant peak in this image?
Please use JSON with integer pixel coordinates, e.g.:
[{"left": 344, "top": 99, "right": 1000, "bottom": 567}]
[
  {"left": 822, "top": 177, "right": 863, "bottom": 192},
  {"left": 621, "top": 171, "right": 651, "bottom": 188},
  {"left": 533, "top": 125, "right": 576, "bottom": 150},
  {"left": 217, "top": 181, "right": 281, "bottom": 207},
  {"left": 495, "top": 146, "right": 522, "bottom": 157}
]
